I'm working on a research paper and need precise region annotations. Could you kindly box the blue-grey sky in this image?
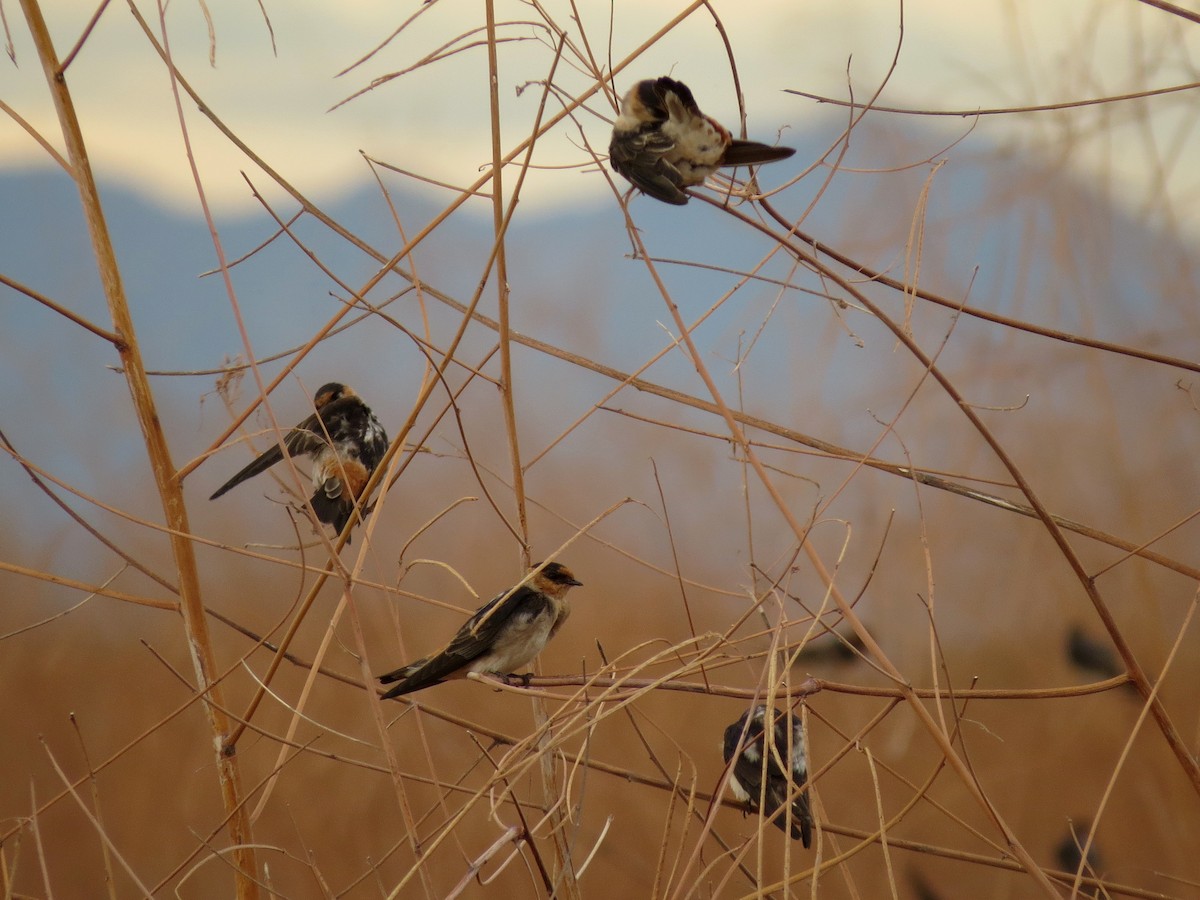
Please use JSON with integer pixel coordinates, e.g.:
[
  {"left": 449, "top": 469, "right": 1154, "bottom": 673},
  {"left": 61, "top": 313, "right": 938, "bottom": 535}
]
[{"left": 5, "top": 0, "right": 1199, "bottom": 225}]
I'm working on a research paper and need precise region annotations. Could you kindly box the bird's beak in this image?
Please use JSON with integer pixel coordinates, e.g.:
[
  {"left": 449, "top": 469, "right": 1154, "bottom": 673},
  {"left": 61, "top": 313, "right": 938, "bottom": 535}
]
[{"left": 567, "top": 577, "right": 583, "bottom": 587}]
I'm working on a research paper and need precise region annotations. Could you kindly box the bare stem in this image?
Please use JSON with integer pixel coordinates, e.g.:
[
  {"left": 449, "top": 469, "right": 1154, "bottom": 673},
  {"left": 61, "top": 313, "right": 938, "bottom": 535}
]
[{"left": 16, "top": 1, "right": 258, "bottom": 894}]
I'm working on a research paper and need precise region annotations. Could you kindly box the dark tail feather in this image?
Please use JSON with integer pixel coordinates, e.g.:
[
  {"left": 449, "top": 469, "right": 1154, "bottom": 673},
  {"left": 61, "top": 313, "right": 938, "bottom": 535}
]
[
  {"left": 209, "top": 445, "right": 285, "bottom": 500},
  {"left": 378, "top": 666, "right": 413, "bottom": 700},
  {"left": 380, "top": 679, "right": 417, "bottom": 700},
  {"left": 378, "top": 665, "right": 436, "bottom": 699},
  {"left": 797, "top": 800, "right": 813, "bottom": 848},
  {"left": 378, "top": 652, "right": 454, "bottom": 699},
  {"left": 621, "top": 163, "right": 690, "bottom": 205},
  {"left": 378, "top": 666, "right": 408, "bottom": 686},
  {"left": 308, "top": 490, "right": 358, "bottom": 543},
  {"left": 766, "top": 794, "right": 813, "bottom": 847},
  {"left": 790, "top": 791, "right": 814, "bottom": 848},
  {"left": 721, "top": 140, "right": 795, "bottom": 167}
]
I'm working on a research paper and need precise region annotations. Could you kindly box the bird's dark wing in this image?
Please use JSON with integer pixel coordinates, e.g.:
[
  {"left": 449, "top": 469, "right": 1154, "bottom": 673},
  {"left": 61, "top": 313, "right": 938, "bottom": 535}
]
[
  {"left": 377, "top": 646, "right": 471, "bottom": 698},
  {"left": 446, "top": 584, "right": 545, "bottom": 661},
  {"left": 1067, "top": 627, "right": 1121, "bottom": 679},
  {"left": 766, "top": 716, "right": 812, "bottom": 846},
  {"left": 358, "top": 411, "right": 389, "bottom": 471},
  {"left": 727, "top": 714, "right": 812, "bottom": 846},
  {"left": 730, "top": 733, "right": 768, "bottom": 805},
  {"left": 313, "top": 397, "right": 387, "bottom": 457},
  {"left": 720, "top": 140, "right": 795, "bottom": 168},
  {"left": 759, "top": 770, "right": 807, "bottom": 843},
  {"left": 209, "top": 410, "right": 328, "bottom": 500},
  {"left": 209, "top": 445, "right": 286, "bottom": 500},
  {"left": 723, "top": 717, "right": 751, "bottom": 768},
  {"left": 787, "top": 782, "right": 813, "bottom": 848},
  {"left": 378, "top": 584, "right": 542, "bottom": 697},
  {"left": 609, "top": 130, "right": 689, "bottom": 205},
  {"left": 306, "top": 396, "right": 389, "bottom": 535}
]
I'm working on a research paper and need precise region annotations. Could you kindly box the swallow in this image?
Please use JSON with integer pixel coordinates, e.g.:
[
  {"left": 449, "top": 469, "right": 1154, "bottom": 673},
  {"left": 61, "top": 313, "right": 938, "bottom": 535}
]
[
  {"left": 1067, "top": 626, "right": 1122, "bottom": 680},
  {"left": 722, "top": 705, "right": 813, "bottom": 847},
  {"left": 377, "top": 562, "right": 583, "bottom": 699},
  {"left": 210, "top": 382, "right": 389, "bottom": 537},
  {"left": 609, "top": 76, "right": 795, "bottom": 205},
  {"left": 908, "top": 871, "right": 945, "bottom": 900},
  {"left": 1056, "top": 820, "right": 1103, "bottom": 875},
  {"left": 794, "top": 630, "right": 865, "bottom": 665}
]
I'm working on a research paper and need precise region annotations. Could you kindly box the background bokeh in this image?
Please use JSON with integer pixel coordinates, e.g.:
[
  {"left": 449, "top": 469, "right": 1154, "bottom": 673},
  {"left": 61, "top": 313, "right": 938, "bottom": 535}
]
[{"left": 3, "top": 1, "right": 1200, "bottom": 897}]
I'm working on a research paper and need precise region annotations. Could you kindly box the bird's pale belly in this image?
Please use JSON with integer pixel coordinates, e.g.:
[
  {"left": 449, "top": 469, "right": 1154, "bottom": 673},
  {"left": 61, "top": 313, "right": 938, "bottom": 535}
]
[
  {"left": 661, "top": 117, "right": 726, "bottom": 184},
  {"left": 469, "top": 609, "right": 557, "bottom": 674}
]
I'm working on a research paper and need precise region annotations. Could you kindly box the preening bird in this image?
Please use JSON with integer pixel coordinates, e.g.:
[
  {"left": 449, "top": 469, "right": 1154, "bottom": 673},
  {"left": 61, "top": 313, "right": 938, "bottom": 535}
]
[
  {"left": 722, "top": 705, "right": 813, "bottom": 847},
  {"left": 609, "top": 76, "right": 795, "bottom": 205},
  {"left": 209, "top": 382, "right": 388, "bottom": 537},
  {"left": 378, "top": 562, "right": 583, "bottom": 699}
]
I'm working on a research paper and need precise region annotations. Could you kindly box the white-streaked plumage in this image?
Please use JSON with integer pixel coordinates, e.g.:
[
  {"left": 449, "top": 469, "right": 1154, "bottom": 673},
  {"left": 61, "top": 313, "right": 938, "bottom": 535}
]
[
  {"left": 722, "top": 704, "right": 813, "bottom": 847},
  {"left": 209, "top": 382, "right": 388, "bottom": 538},
  {"left": 609, "top": 76, "right": 795, "bottom": 205}
]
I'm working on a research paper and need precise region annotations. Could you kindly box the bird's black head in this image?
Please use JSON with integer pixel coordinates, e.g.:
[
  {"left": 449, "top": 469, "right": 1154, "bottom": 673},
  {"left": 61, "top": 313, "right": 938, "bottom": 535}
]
[
  {"left": 533, "top": 561, "right": 583, "bottom": 587},
  {"left": 724, "top": 705, "right": 769, "bottom": 761},
  {"left": 313, "top": 383, "right": 351, "bottom": 408}
]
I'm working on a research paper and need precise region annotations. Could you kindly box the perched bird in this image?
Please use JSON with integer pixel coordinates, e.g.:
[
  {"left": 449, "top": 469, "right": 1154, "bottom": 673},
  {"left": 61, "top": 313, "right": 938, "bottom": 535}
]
[
  {"left": 1056, "top": 820, "right": 1104, "bottom": 875},
  {"left": 908, "top": 871, "right": 945, "bottom": 900},
  {"left": 794, "top": 630, "right": 865, "bottom": 665},
  {"left": 378, "top": 562, "right": 583, "bottom": 699},
  {"left": 1067, "top": 626, "right": 1122, "bottom": 680},
  {"left": 209, "top": 382, "right": 388, "bottom": 537},
  {"left": 609, "top": 76, "right": 795, "bottom": 205},
  {"left": 722, "top": 705, "right": 813, "bottom": 847}
]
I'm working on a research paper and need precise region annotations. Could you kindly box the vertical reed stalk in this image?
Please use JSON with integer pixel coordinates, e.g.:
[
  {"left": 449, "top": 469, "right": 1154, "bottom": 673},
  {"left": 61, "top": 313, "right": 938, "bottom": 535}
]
[{"left": 18, "top": 2, "right": 259, "bottom": 894}]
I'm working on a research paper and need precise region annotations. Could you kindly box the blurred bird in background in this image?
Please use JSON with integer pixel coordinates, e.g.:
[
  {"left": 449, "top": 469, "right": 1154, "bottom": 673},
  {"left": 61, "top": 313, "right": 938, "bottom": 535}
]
[
  {"left": 907, "top": 870, "right": 945, "bottom": 900},
  {"left": 609, "top": 76, "right": 795, "bottom": 205},
  {"left": 1066, "top": 625, "right": 1122, "bottom": 680},
  {"left": 378, "top": 562, "right": 583, "bottom": 699},
  {"left": 793, "top": 630, "right": 865, "bottom": 665},
  {"left": 1066, "top": 625, "right": 1146, "bottom": 701},
  {"left": 1056, "top": 819, "right": 1104, "bottom": 897},
  {"left": 210, "top": 382, "right": 388, "bottom": 538},
  {"left": 722, "top": 704, "right": 813, "bottom": 847}
]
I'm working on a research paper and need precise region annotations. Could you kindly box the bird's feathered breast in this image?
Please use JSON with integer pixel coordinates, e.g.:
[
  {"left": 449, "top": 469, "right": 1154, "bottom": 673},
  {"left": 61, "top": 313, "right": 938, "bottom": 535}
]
[
  {"left": 609, "top": 76, "right": 728, "bottom": 195},
  {"left": 462, "top": 585, "right": 566, "bottom": 672}
]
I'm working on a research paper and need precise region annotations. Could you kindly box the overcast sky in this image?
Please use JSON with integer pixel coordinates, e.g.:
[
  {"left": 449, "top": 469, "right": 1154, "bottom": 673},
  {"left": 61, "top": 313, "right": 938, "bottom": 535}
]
[{"left": 4, "top": 1, "right": 1200, "bottom": 226}]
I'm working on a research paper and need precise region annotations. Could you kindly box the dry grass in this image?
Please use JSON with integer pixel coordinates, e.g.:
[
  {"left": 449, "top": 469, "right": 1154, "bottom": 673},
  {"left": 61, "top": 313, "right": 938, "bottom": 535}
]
[{"left": 3, "top": 1, "right": 1200, "bottom": 897}]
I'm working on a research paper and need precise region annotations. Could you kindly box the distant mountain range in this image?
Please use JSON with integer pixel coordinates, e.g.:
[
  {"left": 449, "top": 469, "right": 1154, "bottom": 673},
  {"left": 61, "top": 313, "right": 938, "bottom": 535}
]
[{"left": 3, "top": 116, "right": 1196, "bottom": 522}]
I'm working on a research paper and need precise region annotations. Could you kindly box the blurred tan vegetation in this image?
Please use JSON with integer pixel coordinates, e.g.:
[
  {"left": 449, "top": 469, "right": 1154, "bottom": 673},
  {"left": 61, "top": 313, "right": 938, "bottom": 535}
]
[{"left": 3, "top": 1, "right": 1200, "bottom": 898}]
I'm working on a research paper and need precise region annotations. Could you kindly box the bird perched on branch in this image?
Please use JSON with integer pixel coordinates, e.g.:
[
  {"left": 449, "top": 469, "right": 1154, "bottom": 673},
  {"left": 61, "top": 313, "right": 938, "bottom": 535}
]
[
  {"left": 609, "top": 76, "right": 795, "bottom": 205},
  {"left": 378, "top": 562, "right": 583, "bottom": 699},
  {"left": 209, "top": 382, "right": 388, "bottom": 538},
  {"left": 722, "top": 705, "right": 813, "bottom": 847}
]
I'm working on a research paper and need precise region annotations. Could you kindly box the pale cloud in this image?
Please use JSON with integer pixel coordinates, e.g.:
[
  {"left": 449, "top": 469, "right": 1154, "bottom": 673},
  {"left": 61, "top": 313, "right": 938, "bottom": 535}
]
[{"left": 4, "top": 0, "right": 1198, "bottom": 222}]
